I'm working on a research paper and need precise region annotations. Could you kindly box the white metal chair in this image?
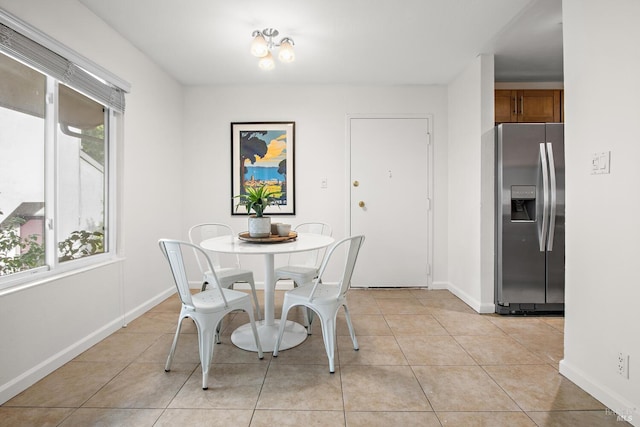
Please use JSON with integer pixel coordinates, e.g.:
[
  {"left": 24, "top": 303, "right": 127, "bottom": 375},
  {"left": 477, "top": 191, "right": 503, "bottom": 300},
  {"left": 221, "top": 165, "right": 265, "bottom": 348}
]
[
  {"left": 189, "top": 223, "right": 262, "bottom": 323},
  {"left": 159, "top": 239, "right": 263, "bottom": 390},
  {"left": 273, "top": 235, "right": 365, "bottom": 373},
  {"left": 274, "top": 222, "right": 332, "bottom": 332}
]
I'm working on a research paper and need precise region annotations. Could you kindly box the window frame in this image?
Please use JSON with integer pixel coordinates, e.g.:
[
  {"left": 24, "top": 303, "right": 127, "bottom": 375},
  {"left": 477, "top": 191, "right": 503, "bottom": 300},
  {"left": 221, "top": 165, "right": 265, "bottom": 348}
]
[{"left": 0, "top": 9, "right": 128, "bottom": 291}]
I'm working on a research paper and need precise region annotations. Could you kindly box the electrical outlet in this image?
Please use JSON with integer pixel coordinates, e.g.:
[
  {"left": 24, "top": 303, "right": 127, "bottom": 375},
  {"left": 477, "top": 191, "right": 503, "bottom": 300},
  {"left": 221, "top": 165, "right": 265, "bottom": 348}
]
[{"left": 617, "top": 352, "right": 629, "bottom": 379}]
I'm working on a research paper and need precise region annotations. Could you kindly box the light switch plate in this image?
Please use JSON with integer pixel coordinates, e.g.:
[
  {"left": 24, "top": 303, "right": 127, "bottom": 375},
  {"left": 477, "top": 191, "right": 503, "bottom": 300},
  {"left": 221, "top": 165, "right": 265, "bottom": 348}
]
[{"left": 591, "top": 151, "right": 611, "bottom": 174}]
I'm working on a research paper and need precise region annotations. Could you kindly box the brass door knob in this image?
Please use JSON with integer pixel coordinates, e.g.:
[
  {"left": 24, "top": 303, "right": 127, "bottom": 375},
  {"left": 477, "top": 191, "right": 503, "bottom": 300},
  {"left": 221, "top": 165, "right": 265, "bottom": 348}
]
[
  {"left": 353, "top": 181, "right": 359, "bottom": 187},
  {"left": 358, "top": 201, "right": 365, "bottom": 208}
]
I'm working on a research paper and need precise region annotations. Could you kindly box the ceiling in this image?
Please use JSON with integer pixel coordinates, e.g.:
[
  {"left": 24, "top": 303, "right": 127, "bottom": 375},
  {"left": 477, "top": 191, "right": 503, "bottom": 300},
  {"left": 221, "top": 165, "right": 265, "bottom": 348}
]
[{"left": 79, "top": 0, "right": 563, "bottom": 86}]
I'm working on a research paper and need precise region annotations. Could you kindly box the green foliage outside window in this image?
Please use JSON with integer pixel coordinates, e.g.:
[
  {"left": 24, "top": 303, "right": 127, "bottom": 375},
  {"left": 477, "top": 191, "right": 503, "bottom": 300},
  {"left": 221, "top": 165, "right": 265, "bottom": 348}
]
[
  {"left": 0, "top": 210, "right": 104, "bottom": 276},
  {"left": 0, "top": 217, "right": 45, "bottom": 275},
  {"left": 57, "top": 230, "right": 104, "bottom": 262}
]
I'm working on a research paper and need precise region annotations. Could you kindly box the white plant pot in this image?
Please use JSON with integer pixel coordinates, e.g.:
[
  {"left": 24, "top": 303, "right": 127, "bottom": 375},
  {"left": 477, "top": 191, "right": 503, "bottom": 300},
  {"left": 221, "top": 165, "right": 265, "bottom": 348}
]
[{"left": 248, "top": 216, "right": 271, "bottom": 237}]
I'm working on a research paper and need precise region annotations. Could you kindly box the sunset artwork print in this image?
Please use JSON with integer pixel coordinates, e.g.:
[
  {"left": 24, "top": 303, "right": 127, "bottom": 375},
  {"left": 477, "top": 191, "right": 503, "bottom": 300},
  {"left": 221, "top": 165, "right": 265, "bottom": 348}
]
[{"left": 231, "top": 122, "right": 295, "bottom": 215}]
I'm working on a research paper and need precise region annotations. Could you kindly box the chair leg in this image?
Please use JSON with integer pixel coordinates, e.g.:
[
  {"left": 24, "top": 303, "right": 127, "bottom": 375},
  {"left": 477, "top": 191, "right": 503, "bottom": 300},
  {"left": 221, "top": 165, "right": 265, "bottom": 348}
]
[
  {"left": 292, "top": 280, "right": 313, "bottom": 334},
  {"left": 246, "top": 303, "right": 264, "bottom": 359},
  {"left": 165, "top": 316, "right": 185, "bottom": 372},
  {"left": 303, "top": 278, "right": 320, "bottom": 334},
  {"left": 301, "top": 307, "right": 311, "bottom": 334},
  {"left": 248, "top": 278, "right": 262, "bottom": 321},
  {"left": 197, "top": 321, "right": 217, "bottom": 390},
  {"left": 343, "top": 304, "right": 359, "bottom": 351},
  {"left": 272, "top": 303, "right": 292, "bottom": 357},
  {"left": 319, "top": 313, "right": 337, "bottom": 373},
  {"left": 215, "top": 319, "right": 222, "bottom": 344},
  {"left": 306, "top": 308, "right": 315, "bottom": 334}
]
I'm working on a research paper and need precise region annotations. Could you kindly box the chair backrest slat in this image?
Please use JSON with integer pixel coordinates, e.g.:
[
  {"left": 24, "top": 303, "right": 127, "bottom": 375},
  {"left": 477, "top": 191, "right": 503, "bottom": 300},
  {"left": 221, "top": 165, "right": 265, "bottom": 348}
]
[
  {"left": 308, "top": 235, "right": 365, "bottom": 302},
  {"left": 339, "top": 235, "right": 366, "bottom": 297},
  {"left": 159, "top": 240, "right": 194, "bottom": 307},
  {"left": 287, "top": 222, "right": 332, "bottom": 268},
  {"left": 159, "top": 239, "right": 230, "bottom": 308},
  {"left": 189, "top": 223, "right": 240, "bottom": 271}
]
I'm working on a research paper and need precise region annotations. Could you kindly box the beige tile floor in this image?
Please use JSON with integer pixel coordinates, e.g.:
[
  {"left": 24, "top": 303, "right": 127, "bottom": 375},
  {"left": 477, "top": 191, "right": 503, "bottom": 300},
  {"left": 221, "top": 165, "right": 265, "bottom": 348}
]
[{"left": 0, "top": 288, "right": 630, "bottom": 427}]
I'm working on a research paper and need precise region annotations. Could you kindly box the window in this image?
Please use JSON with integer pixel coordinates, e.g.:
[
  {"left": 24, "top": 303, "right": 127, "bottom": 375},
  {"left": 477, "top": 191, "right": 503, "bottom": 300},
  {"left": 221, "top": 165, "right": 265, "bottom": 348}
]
[
  {"left": 57, "top": 84, "right": 108, "bottom": 262},
  {"left": 0, "top": 14, "right": 128, "bottom": 287},
  {"left": 0, "top": 54, "right": 46, "bottom": 276}
]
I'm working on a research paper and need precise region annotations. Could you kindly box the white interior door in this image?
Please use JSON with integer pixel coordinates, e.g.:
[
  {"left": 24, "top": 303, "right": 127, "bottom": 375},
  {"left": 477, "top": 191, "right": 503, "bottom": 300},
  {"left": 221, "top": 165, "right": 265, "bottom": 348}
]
[{"left": 349, "top": 116, "right": 431, "bottom": 287}]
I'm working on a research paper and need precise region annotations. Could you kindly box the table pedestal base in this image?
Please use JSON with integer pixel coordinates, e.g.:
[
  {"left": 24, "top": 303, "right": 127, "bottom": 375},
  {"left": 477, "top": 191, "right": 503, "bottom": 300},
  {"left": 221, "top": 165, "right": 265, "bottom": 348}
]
[{"left": 231, "top": 320, "right": 307, "bottom": 352}]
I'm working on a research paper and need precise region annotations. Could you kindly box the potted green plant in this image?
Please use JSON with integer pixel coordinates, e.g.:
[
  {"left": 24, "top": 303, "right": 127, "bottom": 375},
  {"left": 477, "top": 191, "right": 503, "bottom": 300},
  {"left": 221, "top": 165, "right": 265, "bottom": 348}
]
[{"left": 234, "top": 184, "right": 279, "bottom": 237}]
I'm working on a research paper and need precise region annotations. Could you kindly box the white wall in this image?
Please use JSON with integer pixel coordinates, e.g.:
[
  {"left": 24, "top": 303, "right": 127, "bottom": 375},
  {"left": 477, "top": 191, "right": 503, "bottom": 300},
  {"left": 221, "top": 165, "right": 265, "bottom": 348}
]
[
  {"left": 479, "top": 55, "right": 496, "bottom": 310},
  {"left": 560, "top": 0, "right": 640, "bottom": 423},
  {"left": 4, "top": 1, "right": 637, "bottom": 420},
  {"left": 0, "top": 1, "right": 448, "bottom": 403},
  {"left": 182, "top": 85, "right": 449, "bottom": 284},
  {"left": 446, "top": 54, "right": 495, "bottom": 313},
  {"left": 0, "top": 0, "right": 183, "bottom": 403}
]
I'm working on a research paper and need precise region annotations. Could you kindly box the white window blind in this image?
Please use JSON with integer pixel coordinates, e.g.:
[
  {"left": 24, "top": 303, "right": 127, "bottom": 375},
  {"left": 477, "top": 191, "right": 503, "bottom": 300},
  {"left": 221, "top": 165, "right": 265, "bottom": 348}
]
[{"left": 0, "top": 13, "right": 128, "bottom": 112}]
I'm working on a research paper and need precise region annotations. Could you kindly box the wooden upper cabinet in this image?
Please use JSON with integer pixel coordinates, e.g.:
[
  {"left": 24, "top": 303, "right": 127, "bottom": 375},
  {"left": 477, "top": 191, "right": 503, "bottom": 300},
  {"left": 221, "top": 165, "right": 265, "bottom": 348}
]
[
  {"left": 495, "top": 89, "right": 563, "bottom": 123},
  {"left": 495, "top": 90, "right": 517, "bottom": 123}
]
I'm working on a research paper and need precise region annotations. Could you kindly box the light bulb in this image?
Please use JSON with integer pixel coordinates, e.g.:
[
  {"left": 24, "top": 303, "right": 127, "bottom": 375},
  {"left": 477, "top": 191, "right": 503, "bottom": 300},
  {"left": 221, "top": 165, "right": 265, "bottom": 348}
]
[
  {"left": 251, "top": 33, "right": 269, "bottom": 58},
  {"left": 278, "top": 39, "right": 295, "bottom": 63},
  {"left": 258, "top": 51, "right": 275, "bottom": 70}
]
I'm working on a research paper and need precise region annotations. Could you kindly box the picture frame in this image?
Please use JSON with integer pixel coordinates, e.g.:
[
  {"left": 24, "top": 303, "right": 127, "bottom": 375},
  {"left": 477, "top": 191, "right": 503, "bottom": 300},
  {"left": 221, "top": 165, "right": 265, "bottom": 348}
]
[{"left": 231, "top": 121, "right": 295, "bottom": 215}]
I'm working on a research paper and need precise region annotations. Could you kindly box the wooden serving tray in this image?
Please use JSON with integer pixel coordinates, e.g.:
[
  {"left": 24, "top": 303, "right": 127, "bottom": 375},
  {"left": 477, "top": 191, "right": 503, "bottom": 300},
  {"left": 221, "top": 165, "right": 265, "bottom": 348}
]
[{"left": 238, "top": 231, "right": 298, "bottom": 243}]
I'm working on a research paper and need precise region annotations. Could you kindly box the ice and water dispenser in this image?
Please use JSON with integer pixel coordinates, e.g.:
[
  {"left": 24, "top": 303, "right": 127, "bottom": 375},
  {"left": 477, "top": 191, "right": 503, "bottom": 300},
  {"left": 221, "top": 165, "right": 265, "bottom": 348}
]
[{"left": 510, "top": 185, "right": 536, "bottom": 221}]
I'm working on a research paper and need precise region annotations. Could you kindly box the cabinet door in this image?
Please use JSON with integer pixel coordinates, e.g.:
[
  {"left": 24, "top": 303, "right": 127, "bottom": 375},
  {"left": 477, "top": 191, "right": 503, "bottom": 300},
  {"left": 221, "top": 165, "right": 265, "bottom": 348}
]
[
  {"left": 495, "top": 90, "right": 517, "bottom": 123},
  {"left": 518, "top": 90, "right": 561, "bottom": 122},
  {"left": 495, "top": 89, "right": 563, "bottom": 124}
]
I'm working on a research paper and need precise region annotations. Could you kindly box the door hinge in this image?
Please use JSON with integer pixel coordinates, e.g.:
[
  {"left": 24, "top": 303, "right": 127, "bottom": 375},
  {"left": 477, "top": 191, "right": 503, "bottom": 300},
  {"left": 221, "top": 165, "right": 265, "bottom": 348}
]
[
  {"left": 427, "top": 264, "right": 432, "bottom": 276},
  {"left": 426, "top": 132, "right": 431, "bottom": 145},
  {"left": 426, "top": 198, "right": 431, "bottom": 211}
]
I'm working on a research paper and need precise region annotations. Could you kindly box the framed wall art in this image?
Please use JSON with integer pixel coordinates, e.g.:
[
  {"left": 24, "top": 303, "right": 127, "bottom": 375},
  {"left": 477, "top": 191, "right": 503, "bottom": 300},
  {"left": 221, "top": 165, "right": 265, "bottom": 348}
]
[{"left": 231, "top": 121, "right": 295, "bottom": 215}]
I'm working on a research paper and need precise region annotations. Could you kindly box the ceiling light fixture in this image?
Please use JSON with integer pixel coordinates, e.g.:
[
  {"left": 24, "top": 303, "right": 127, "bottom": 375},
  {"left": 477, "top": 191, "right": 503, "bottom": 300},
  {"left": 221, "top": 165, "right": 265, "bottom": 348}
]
[{"left": 251, "top": 28, "right": 295, "bottom": 70}]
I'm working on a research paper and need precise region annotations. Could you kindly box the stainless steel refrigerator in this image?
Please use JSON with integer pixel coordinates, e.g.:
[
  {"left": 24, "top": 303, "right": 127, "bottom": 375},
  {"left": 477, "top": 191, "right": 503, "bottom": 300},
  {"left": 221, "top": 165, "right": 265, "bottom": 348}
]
[{"left": 495, "top": 123, "right": 565, "bottom": 314}]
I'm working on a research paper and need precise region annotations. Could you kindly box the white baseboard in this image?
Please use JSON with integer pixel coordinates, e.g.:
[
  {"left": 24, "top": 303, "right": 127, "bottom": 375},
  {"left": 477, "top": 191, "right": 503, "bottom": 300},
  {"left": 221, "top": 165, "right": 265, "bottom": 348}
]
[
  {"left": 122, "top": 286, "right": 176, "bottom": 325},
  {"left": 443, "top": 281, "right": 496, "bottom": 314},
  {"left": 559, "top": 360, "right": 638, "bottom": 426},
  {"left": 189, "top": 281, "right": 295, "bottom": 291},
  {"left": 429, "top": 280, "right": 449, "bottom": 290},
  {"left": 0, "top": 316, "right": 123, "bottom": 405},
  {"left": 0, "top": 286, "right": 175, "bottom": 405},
  {"left": 351, "top": 280, "right": 494, "bottom": 314}
]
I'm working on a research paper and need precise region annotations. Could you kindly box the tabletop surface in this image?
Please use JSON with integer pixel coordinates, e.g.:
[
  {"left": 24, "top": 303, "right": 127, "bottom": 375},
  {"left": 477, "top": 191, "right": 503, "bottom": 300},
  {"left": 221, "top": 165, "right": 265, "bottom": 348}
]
[{"left": 200, "top": 232, "right": 334, "bottom": 255}]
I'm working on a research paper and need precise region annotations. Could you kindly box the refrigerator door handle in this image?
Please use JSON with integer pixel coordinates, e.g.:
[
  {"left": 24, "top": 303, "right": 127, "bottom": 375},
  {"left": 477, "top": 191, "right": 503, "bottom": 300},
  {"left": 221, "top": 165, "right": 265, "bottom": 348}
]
[
  {"left": 539, "top": 143, "right": 549, "bottom": 252},
  {"left": 546, "top": 142, "right": 557, "bottom": 251}
]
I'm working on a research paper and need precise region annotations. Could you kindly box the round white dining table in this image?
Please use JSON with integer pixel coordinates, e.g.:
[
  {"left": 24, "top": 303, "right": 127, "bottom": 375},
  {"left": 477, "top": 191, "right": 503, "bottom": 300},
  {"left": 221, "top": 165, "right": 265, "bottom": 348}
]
[{"left": 200, "top": 232, "right": 334, "bottom": 352}]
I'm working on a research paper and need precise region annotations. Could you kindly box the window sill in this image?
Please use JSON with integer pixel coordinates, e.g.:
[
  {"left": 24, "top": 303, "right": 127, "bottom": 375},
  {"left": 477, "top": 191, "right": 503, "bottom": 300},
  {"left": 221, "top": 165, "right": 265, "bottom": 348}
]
[{"left": 0, "top": 256, "right": 125, "bottom": 297}]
